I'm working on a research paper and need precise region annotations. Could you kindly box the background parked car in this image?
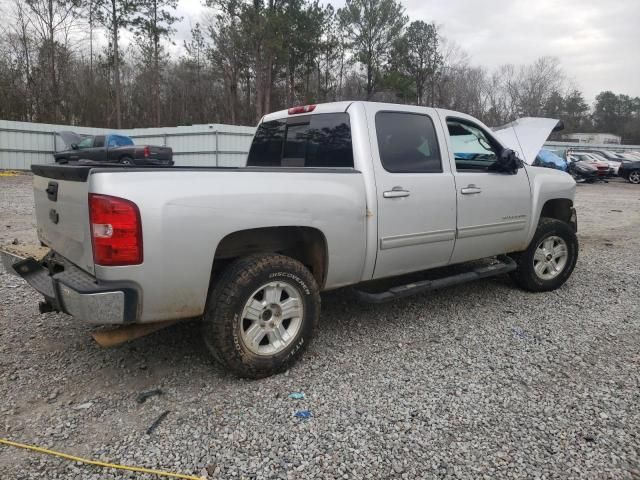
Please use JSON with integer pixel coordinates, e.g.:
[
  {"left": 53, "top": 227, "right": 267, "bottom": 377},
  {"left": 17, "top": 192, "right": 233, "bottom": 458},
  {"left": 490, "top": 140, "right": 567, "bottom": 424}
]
[
  {"left": 618, "top": 158, "right": 640, "bottom": 184},
  {"left": 54, "top": 132, "right": 173, "bottom": 166},
  {"left": 572, "top": 149, "right": 626, "bottom": 176},
  {"left": 566, "top": 152, "right": 608, "bottom": 182}
]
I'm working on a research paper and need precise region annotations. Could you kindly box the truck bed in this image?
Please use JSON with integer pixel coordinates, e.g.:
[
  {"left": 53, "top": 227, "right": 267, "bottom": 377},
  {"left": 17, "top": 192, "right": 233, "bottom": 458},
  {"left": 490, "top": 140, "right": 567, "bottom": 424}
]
[{"left": 29, "top": 163, "right": 368, "bottom": 323}]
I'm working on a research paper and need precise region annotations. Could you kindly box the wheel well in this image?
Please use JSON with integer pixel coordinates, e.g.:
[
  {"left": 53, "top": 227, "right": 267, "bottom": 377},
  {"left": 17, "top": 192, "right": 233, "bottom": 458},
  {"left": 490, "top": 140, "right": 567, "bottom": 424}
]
[
  {"left": 212, "top": 227, "right": 328, "bottom": 288},
  {"left": 540, "top": 198, "right": 573, "bottom": 223}
]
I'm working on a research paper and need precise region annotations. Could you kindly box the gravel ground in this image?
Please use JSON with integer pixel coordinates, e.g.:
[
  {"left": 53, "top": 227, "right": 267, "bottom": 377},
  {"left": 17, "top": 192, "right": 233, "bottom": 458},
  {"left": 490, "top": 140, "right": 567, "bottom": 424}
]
[{"left": 1, "top": 172, "right": 639, "bottom": 479}]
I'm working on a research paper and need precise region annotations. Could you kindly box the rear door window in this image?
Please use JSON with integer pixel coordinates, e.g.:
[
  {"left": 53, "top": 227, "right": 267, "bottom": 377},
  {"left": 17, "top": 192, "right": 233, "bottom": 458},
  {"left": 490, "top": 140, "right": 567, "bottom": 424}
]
[
  {"left": 375, "top": 112, "right": 442, "bottom": 173},
  {"left": 93, "top": 136, "right": 105, "bottom": 148},
  {"left": 247, "top": 113, "right": 353, "bottom": 168}
]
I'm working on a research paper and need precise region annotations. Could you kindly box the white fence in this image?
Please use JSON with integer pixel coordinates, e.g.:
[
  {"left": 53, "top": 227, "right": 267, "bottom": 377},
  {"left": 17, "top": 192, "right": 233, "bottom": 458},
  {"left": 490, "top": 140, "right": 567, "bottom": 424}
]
[
  {"left": 543, "top": 141, "right": 640, "bottom": 156},
  {"left": 0, "top": 119, "right": 256, "bottom": 170},
  {"left": 1, "top": 118, "right": 639, "bottom": 171}
]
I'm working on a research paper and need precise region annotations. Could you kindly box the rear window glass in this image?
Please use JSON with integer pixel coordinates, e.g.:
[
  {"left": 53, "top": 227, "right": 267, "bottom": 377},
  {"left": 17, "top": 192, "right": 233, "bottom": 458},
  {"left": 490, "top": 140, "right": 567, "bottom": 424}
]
[
  {"left": 375, "top": 112, "right": 441, "bottom": 173},
  {"left": 114, "top": 135, "right": 134, "bottom": 146},
  {"left": 247, "top": 113, "right": 353, "bottom": 168},
  {"left": 94, "top": 136, "right": 105, "bottom": 148}
]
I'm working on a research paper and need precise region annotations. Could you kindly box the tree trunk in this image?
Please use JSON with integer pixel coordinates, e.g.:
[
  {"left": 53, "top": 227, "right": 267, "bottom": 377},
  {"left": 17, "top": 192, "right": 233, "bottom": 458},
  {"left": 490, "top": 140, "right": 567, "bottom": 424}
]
[
  {"left": 366, "top": 56, "right": 373, "bottom": 99},
  {"left": 264, "top": 53, "right": 272, "bottom": 116},
  {"left": 89, "top": 5, "right": 94, "bottom": 73},
  {"left": 245, "top": 70, "right": 251, "bottom": 124},
  {"left": 287, "top": 61, "right": 295, "bottom": 106},
  {"left": 47, "top": 0, "right": 60, "bottom": 122},
  {"left": 229, "top": 77, "right": 237, "bottom": 124},
  {"left": 112, "top": 0, "right": 122, "bottom": 129},
  {"left": 338, "top": 47, "right": 344, "bottom": 100},
  {"left": 416, "top": 76, "right": 423, "bottom": 106},
  {"left": 153, "top": 0, "right": 161, "bottom": 126},
  {"left": 255, "top": 46, "right": 264, "bottom": 119}
]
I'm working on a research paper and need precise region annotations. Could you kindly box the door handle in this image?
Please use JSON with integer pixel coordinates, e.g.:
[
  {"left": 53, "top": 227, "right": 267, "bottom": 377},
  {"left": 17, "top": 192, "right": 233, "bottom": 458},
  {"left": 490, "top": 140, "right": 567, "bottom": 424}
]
[
  {"left": 383, "top": 186, "right": 410, "bottom": 198},
  {"left": 461, "top": 184, "right": 482, "bottom": 195}
]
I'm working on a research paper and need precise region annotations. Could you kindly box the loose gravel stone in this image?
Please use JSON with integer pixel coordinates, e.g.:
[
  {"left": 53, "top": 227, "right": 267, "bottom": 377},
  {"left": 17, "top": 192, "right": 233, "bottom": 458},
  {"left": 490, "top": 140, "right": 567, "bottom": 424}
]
[{"left": 0, "top": 173, "right": 639, "bottom": 479}]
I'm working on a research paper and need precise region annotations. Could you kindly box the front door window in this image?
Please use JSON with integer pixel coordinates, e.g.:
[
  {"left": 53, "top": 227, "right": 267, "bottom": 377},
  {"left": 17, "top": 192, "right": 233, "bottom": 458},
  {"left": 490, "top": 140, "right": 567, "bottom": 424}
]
[{"left": 447, "top": 120, "right": 499, "bottom": 171}]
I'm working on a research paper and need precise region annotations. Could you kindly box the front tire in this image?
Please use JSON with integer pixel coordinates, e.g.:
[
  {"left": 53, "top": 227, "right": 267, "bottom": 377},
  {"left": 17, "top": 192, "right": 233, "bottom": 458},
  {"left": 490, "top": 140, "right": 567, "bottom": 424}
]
[
  {"left": 203, "top": 254, "right": 320, "bottom": 378},
  {"left": 628, "top": 170, "right": 640, "bottom": 184},
  {"left": 510, "top": 218, "right": 578, "bottom": 292}
]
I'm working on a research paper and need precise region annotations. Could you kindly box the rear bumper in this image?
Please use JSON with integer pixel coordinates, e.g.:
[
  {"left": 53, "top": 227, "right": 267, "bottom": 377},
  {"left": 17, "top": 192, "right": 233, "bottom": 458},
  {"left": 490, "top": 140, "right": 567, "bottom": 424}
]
[
  {"left": 1, "top": 249, "right": 139, "bottom": 325},
  {"left": 133, "top": 158, "right": 173, "bottom": 166}
]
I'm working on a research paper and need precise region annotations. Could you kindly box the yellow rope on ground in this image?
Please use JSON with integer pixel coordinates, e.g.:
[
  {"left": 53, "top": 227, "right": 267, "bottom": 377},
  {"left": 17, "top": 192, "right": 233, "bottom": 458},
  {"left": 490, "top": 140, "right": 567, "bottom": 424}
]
[
  {"left": 0, "top": 170, "right": 20, "bottom": 177},
  {"left": 0, "top": 438, "right": 202, "bottom": 480}
]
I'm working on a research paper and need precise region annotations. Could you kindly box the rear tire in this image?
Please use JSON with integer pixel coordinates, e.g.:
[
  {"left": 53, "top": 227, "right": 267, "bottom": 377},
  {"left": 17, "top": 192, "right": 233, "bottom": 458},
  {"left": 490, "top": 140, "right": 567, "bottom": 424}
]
[
  {"left": 120, "top": 156, "right": 133, "bottom": 165},
  {"left": 510, "top": 218, "right": 578, "bottom": 292},
  {"left": 203, "top": 254, "right": 320, "bottom": 378}
]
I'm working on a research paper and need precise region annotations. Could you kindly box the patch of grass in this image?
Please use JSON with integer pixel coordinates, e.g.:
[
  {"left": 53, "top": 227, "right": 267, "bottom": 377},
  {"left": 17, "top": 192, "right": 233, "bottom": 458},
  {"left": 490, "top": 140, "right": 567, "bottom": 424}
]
[{"left": 0, "top": 170, "right": 22, "bottom": 177}]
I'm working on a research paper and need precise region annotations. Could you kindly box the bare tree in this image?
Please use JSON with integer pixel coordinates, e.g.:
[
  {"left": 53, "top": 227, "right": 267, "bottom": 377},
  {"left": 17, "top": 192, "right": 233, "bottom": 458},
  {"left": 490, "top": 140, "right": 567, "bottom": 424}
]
[
  {"left": 131, "top": 0, "right": 179, "bottom": 126},
  {"left": 94, "top": 0, "right": 140, "bottom": 128},
  {"left": 22, "top": 0, "right": 80, "bottom": 121}
]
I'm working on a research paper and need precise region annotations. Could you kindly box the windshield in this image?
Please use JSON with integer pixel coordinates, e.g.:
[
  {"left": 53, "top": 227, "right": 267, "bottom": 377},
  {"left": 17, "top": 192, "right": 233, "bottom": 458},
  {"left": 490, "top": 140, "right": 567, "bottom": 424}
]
[
  {"left": 76, "top": 137, "right": 94, "bottom": 149},
  {"left": 588, "top": 153, "right": 609, "bottom": 162}
]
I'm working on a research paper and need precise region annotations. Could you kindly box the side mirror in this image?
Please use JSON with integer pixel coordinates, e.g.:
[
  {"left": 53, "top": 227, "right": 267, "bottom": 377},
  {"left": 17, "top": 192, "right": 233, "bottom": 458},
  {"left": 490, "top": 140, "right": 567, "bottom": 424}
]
[
  {"left": 71, "top": 143, "right": 78, "bottom": 150},
  {"left": 491, "top": 148, "right": 521, "bottom": 174}
]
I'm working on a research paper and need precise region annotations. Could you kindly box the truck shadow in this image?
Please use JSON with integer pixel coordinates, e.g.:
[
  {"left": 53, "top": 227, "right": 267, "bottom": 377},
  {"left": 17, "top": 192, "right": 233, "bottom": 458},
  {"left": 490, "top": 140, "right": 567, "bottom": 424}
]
[{"left": 95, "top": 274, "right": 515, "bottom": 381}]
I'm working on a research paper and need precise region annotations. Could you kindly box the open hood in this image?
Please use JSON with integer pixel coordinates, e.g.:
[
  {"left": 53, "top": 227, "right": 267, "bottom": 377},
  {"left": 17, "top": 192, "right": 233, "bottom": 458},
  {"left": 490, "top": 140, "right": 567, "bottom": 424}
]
[
  {"left": 56, "top": 131, "right": 84, "bottom": 149},
  {"left": 493, "top": 117, "right": 563, "bottom": 165}
]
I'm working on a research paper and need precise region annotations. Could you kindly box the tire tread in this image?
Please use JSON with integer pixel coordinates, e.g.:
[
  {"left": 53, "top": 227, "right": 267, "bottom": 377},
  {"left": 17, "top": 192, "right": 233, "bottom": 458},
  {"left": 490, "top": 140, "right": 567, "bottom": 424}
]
[
  {"left": 510, "top": 217, "right": 578, "bottom": 292},
  {"left": 203, "top": 254, "right": 320, "bottom": 378}
]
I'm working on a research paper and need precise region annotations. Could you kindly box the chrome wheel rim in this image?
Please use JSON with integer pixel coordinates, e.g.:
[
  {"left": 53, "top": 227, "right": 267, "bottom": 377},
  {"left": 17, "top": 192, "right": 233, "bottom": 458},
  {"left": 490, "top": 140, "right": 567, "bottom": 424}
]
[
  {"left": 534, "top": 235, "right": 569, "bottom": 280},
  {"left": 629, "top": 171, "right": 640, "bottom": 184},
  {"left": 240, "top": 281, "right": 303, "bottom": 356}
]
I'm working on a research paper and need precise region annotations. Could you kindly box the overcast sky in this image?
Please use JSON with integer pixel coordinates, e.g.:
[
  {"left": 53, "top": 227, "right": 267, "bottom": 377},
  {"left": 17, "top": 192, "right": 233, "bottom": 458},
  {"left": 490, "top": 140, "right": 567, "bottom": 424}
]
[{"left": 176, "top": 0, "right": 639, "bottom": 102}]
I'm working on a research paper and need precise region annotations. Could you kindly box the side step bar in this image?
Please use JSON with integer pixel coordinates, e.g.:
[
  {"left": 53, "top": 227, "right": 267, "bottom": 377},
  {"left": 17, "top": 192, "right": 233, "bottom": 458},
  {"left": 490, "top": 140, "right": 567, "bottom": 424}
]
[{"left": 352, "top": 256, "right": 517, "bottom": 303}]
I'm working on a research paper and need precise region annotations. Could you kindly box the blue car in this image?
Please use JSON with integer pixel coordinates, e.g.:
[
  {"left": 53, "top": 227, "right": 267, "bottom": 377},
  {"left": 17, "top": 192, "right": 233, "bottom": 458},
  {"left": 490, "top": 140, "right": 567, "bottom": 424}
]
[{"left": 533, "top": 149, "right": 567, "bottom": 172}]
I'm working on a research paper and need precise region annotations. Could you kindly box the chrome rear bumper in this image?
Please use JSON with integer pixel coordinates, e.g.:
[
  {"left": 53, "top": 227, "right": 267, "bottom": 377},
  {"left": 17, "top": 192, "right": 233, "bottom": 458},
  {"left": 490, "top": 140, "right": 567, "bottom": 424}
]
[{"left": 1, "top": 248, "right": 139, "bottom": 325}]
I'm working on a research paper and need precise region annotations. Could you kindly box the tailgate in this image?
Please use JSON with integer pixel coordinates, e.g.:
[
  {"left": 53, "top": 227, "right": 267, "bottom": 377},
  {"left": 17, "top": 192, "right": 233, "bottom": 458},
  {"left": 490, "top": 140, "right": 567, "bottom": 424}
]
[
  {"left": 31, "top": 165, "right": 95, "bottom": 274},
  {"left": 147, "top": 146, "right": 172, "bottom": 159}
]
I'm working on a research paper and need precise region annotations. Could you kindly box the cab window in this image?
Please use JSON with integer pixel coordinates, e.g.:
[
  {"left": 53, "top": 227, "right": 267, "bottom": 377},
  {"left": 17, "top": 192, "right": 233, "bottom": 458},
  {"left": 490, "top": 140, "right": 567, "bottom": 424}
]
[
  {"left": 447, "top": 119, "right": 500, "bottom": 171},
  {"left": 115, "top": 135, "right": 134, "bottom": 146},
  {"left": 375, "top": 112, "right": 442, "bottom": 173},
  {"left": 108, "top": 135, "right": 133, "bottom": 147},
  {"left": 247, "top": 113, "right": 353, "bottom": 168}
]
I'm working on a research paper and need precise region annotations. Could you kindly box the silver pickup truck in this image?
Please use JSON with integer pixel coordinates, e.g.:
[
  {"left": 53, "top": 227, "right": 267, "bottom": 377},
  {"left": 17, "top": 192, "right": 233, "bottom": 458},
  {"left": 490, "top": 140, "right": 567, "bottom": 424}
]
[{"left": 1, "top": 101, "right": 578, "bottom": 378}]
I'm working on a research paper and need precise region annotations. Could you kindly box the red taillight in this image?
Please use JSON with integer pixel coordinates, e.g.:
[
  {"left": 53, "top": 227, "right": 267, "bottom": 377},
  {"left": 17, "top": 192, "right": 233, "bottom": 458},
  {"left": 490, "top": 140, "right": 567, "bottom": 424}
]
[
  {"left": 143, "top": 146, "right": 150, "bottom": 158},
  {"left": 89, "top": 194, "right": 143, "bottom": 266},
  {"left": 288, "top": 105, "right": 316, "bottom": 115}
]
